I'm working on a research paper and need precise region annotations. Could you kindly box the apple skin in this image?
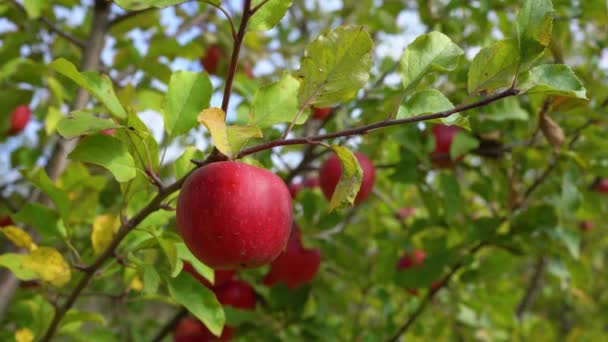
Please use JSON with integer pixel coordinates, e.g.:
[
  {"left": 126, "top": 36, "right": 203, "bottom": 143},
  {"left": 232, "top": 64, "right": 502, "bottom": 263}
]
[
  {"left": 319, "top": 152, "right": 375, "bottom": 205},
  {"left": 288, "top": 177, "right": 320, "bottom": 198},
  {"left": 201, "top": 44, "right": 222, "bottom": 75},
  {"left": 173, "top": 317, "right": 234, "bottom": 342},
  {"left": 430, "top": 124, "right": 462, "bottom": 168},
  {"left": 596, "top": 179, "right": 608, "bottom": 193},
  {"left": 213, "top": 279, "right": 256, "bottom": 310},
  {"left": 183, "top": 262, "right": 236, "bottom": 288},
  {"left": 263, "top": 226, "right": 321, "bottom": 290},
  {"left": 579, "top": 221, "right": 593, "bottom": 232},
  {"left": 8, "top": 105, "right": 31, "bottom": 135},
  {"left": 0, "top": 216, "right": 13, "bottom": 227},
  {"left": 176, "top": 161, "right": 293, "bottom": 269},
  {"left": 312, "top": 107, "right": 332, "bottom": 120}
]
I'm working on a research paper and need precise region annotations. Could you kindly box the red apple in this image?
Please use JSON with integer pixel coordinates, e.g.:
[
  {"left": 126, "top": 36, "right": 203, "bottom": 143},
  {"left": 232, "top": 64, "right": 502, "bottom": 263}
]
[
  {"left": 318, "top": 152, "right": 375, "bottom": 205},
  {"left": 214, "top": 279, "right": 256, "bottom": 310},
  {"left": 579, "top": 221, "right": 593, "bottom": 232},
  {"left": 396, "top": 207, "right": 416, "bottom": 220},
  {"left": 430, "top": 124, "right": 462, "bottom": 168},
  {"left": 596, "top": 179, "right": 608, "bottom": 193},
  {"left": 201, "top": 44, "right": 222, "bottom": 75},
  {"left": 8, "top": 105, "right": 31, "bottom": 135},
  {"left": 0, "top": 216, "right": 12, "bottom": 227},
  {"left": 312, "top": 107, "right": 332, "bottom": 120},
  {"left": 288, "top": 177, "right": 320, "bottom": 198},
  {"left": 183, "top": 262, "right": 236, "bottom": 288},
  {"left": 173, "top": 317, "right": 234, "bottom": 342},
  {"left": 397, "top": 250, "right": 426, "bottom": 270},
  {"left": 176, "top": 161, "right": 293, "bottom": 269},
  {"left": 263, "top": 227, "right": 321, "bottom": 290}
]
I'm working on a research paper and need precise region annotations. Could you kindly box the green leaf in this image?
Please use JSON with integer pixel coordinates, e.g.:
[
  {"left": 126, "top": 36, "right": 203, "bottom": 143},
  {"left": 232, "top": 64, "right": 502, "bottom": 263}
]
[
  {"left": 0, "top": 254, "right": 38, "bottom": 281},
  {"left": 21, "top": 167, "right": 70, "bottom": 219},
  {"left": 142, "top": 265, "right": 160, "bottom": 295},
  {"left": 23, "top": 0, "right": 50, "bottom": 19},
  {"left": 69, "top": 135, "right": 136, "bottom": 182},
  {"left": 295, "top": 26, "right": 373, "bottom": 107},
  {"left": 513, "top": 204, "right": 557, "bottom": 234},
  {"left": 395, "top": 250, "right": 452, "bottom": 288},
  {"left": 400, "top": 31, "right": 464, "bottom": 91},
  {"left": 56, "top": 111, "right": 120, "bottom": 139},
  {"left": 157, "top": 238, "right": 178, "bottom": 276},
  {"left": 519, "top": 64, "right": 587, "bottom": 99},
  {"left": 560, "top": 168, "right": 581, "bottom": 218},
  {"left": 249, "top": 74, "right": 307, "bottom": 128},
  {"left": 450, "top": 132, "right": 479, "bottom": 160},
  {"left": 176, "top": 242, "right": 214, "bottom": 285},
  {"left": 248, "top": 0, "right": 293, "bottom": 31},
  {"left": 468, "top": 39, "right": 519, "bottom": 94},
  {"left": 114, "top": 0, "right": 188, "bottom": 10},
  {"left": 166, "top": 273, "right": 225, "bottom": 337},
  {"left": 327, "top": 145, "right": 363, "bottom": 211},
  {"left": 198, "top": 108, "right": 263, "bottom": 159},
  {"left": 50, "top": 59, "right": 127, "bottom": 119},
  {"left": 439, "top": 173, "right": 464, "bottom": 224},
  {"left": 163, "top": 71, "right": 212, "bottom": 137},
  {"left": 12, "top": 203, "right": 68, "bottom": 241},
  {"left": 547, "top": 227, "right": 580, "bottom": 259},
  {"left": 516, "top": 0, "right": 554, "bottom": 66},
  {"left": 45, "top": 107, "right": 63, "bottom": 135},
  {"left": 480, "top": 97, "right": 529, "bottom": 122},
  {"left": 116, "top": 110, "right": 160, "bottom": 171},
  {"left": 61, "top": 310, "right": 106, "bottom": 328},
  {"left": 174, "top": 147, "right": 203, "bottom": 179},
  {"left": 397, "top": 89, "right": 462, "bottom": 125}
]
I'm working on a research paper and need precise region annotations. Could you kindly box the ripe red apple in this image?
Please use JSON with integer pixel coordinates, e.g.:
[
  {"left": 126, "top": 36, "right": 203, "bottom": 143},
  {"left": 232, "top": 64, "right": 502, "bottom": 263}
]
[
  {"left": 319, "top": 152, "right": 375, "bottom": 205},
  {"left": 430, "top": 124, "right": 462, "bottom": 168},
  {"left": 8, "top": 105, "right": 31, "bottom": 135},
  {"left": 595, "top": 179, "right": 608, "bottom": 193},
  {"left": 213, "top": 279, "right": 256, "bottom": 310},
  {"left": 173, "top": 317, "right": 234, "bottom": 342},
  {"left": 176, "top": 161, "right": 293, "bottom": 269},
  {"left": 263, "top": 227, "right": 321, "bottom": 290},
  {"left": 579, "top": 221, "right": 593, "bottom": 232},
  {"left": 288, "top": 177, "right": 320, "bottom": 198},
  {"left": 0, "top": 216, "right": 12, "bottom": 227},
  {"left": 396, "top": 207, "right": 416, "bottom": 220},
  {"left": 183, "top": 262, "right": 236, "bottom": 288},
  {"left": 201, "top": 44, "right": 222, "bottom": 75},
  {"left": 311, "top": 107, "right": 332, "bottom": 120}
]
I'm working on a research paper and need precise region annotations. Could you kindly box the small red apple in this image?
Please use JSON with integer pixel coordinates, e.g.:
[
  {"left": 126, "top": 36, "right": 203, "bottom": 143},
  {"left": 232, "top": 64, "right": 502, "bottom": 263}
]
[
  {"left": 579, "top": 221, "right": 593, "bottom": 232},
  {"left": 173, "top": 317, "right": 234, "bottom": 342},
  {"left": 318, "top": 152, "right": 376, "bottom": 205},
  {"left": 430, "top": 124, "right": 462, "bottom": 168},
  {"left": 311, "top": 107, "right": 332, "bottom": 120},
  {"left": 183, "top": 262, "right": 236, "bottom": 288},
  {"left": 263, "top": 227, "right": 321, "bottom": 289},
  {"left": 0, "top": 216, "right": 12, "bottom": 227},
  {"left": 214, "top": 279, "right": 256, "bottom": 310},
  {"left": 201, "top": 44, "right": 223, "bottom": 75},
  {"left": 396, "top": 207, "right": 416, "bottom": 220},
  {"left": 8, "top": 105, "right": 31, "bottom": 135},
  {"left": 397, "top": 250, "right": 427, "bottom": 296},
  {"left": 595, "top": 179, "right": 608, "bottom": 193},
  {"left": 176, "top": 161, "right": 293, "bottom": 269},
  {"left": 288, "top": 177, "right": 320, "bottom": 198}
]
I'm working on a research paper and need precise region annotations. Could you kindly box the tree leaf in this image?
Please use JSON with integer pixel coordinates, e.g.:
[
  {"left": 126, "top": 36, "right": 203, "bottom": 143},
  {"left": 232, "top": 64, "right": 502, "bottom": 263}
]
[
  {"left": 50, "top": 59, "right": 126, "bottom": 119},
  {"left": 56, "top": 111, "right": 120, "bottom": 139},
  {"left": 400, "top": 31, "right": 464, "bottom": 91},
  {"left": 249, "top": 73, "right": 306, "bottom": 128},
  {"left": 142, "top": 265, "right": 160, "bottom": 294},
  {"left": 397, "top": 89, "right": 460, "bottom": 125},
  {"left": 1, "top": 226, "right": 37, "bottom": 251},
  {"left": 468, "top": 39, "right": 519, "bottom": 94},
  {"left": 327, "top": 145, "right": 363, "bottom": 211},
  {"left": 198, "top": 107, "right": 262, "bottom": 159},
  {"left": 61, "top": 310, "right": 107, "bottom": 328},
  {"left": 114, "top": 0, "right": 188, "bottom": 10},
  {"left": 163, "top": 71, "right": 212, "bottom": 137},
  {"left": 295, "top": 26, "right": 373, "bottom": 107},
  {"left": 12, "top": 203, "right": 67, "bottom": 241},
  {"left": 158, "top": 238, "right": 179, "bottom": 276},
  {"left": 14, "top": 327, "right": 34, "bottom": 342},
  {"left": 166, "top": 273, "right": 225, "bottom": 337},
  {"left": 21, "top": 167, "right": 70, "bottom": 218},
  {"left": 91, "top": 215, "right": 120, "bottom": 256},
  {"left": 519, "top": 64, "right": 587, "bottom": 99},
  {"left": 439, "top": 173, "right": 465, "bottom": 224},
  {"left": 22, "top": 247, "right": 72, "bottom": 287},
  {"left": 248, "top": 0, "right": 293, "bottom": 31},
  {"left": 69, "top": 135, "right": 136, "bottom": 182},
  {"left": 450, "top": 132, "right": 480, "bottom": 160},
  {"left": 516, "top": 0, "right": 553, "bottom": 66},
  {"left": 115, "top": 110, "right": 160, "bottom": 171},
  {"left": 176, "top": 242, "right": 214, "bottom": 285},
  {"left": 23, "top": 0, "right": 50, "bottom": 19},
  {"left": 0, "top": 253, "right": 38, "bottom": 281}
]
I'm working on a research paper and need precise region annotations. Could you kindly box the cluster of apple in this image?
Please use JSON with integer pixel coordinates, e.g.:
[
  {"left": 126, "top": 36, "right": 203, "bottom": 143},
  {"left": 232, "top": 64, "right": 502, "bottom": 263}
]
[{"left": 4, "top": 105, "right": 32, "bottom": 136}]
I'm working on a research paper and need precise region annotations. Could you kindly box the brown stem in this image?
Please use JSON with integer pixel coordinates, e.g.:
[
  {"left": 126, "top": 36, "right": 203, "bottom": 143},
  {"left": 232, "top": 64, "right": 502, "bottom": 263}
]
[
  {"left": 220, "top": 0, "right": 253, "bottom": 114},
  {"left": 515, "top": 256, "right": 547, "bottom": 319}
]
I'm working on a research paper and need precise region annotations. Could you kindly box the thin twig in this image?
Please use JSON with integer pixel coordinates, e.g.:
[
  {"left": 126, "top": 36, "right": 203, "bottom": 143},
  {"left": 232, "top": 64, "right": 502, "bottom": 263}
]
[
  {"left": 209, "top": 4, "right": 237, "bottom": 40},
  {"left": 515, "top": 256, "right": 547, "bottom": 319},
  {"left": 250, "top": 0, "right": 272, "bottom": 15}
]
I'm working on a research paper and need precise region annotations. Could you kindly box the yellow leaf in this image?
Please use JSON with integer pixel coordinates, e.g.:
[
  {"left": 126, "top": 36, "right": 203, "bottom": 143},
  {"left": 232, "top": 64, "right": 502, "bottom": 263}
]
[
  {"left": 1, "top": 226, "right": 37, "bottom": 251},
  {"left": 15, "top": 328, "right": 34, "bottom": 342},
  {"left": 198, "top": 107, "right": 232, "bottom": 158},
  {"left": 22, "top": 247, "right": 71, "bottom": 287},
  {"left": 129, "top": 276, "right": 143, "bottom": 292},
  {"left": 91, "top": 215, "right": 120, "bottom": 255}
]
